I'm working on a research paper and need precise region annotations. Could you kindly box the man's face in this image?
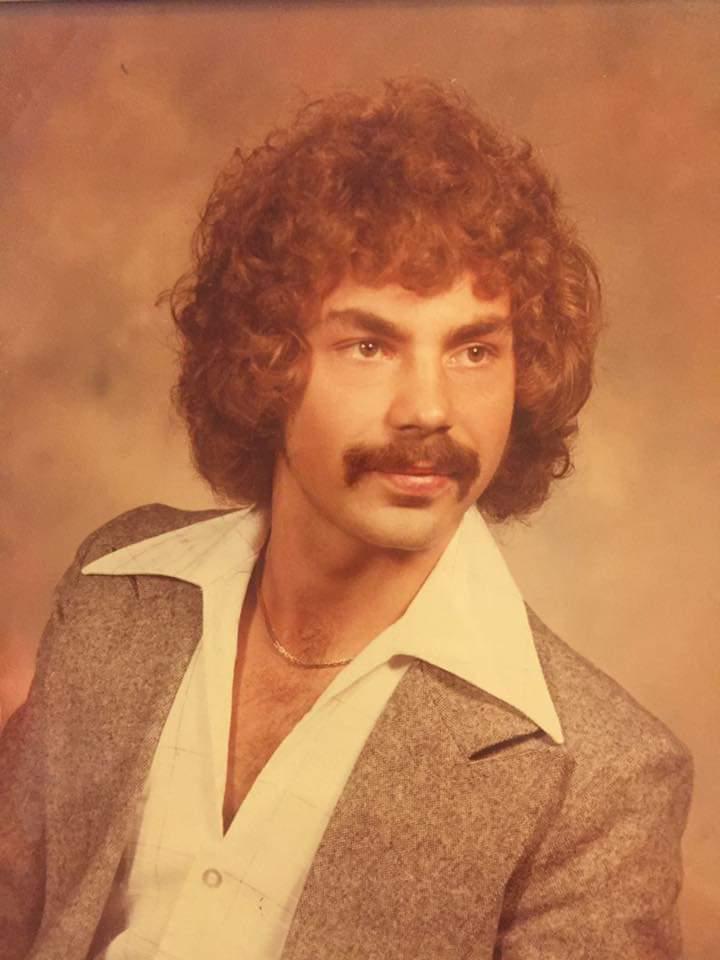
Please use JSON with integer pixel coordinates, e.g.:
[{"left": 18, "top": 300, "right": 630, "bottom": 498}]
[{"left": 273, "top": 274, "right": 515, "bottom": 553}]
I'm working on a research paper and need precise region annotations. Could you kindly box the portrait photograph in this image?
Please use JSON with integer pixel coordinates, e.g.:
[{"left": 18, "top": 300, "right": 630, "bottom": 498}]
[{"left": 1, "top": 1, "right": 718, "bottom": 958}]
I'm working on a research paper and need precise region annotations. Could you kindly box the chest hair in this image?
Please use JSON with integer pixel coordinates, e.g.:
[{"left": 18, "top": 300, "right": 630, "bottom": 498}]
[{"left": 222, "top": 619, "right": 342, "bottom": 830}]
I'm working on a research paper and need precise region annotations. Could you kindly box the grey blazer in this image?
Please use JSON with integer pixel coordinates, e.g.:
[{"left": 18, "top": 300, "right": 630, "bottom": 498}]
[{"left": 0, "top": 504, "right": 693, "bottom": 959}]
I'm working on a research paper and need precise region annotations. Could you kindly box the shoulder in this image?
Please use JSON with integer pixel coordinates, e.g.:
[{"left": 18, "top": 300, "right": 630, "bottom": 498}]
[
  {"left": 44, "top": 503, "right": 233, "bottom": 630},
  {"left": 527, "top": 607, "right": 692, "bottom": 787},
  {"left": 496, "top": 611, "right": 693, "bottom": 951},
  {"left": 31, "top": 504, "right": 228, "bottom": 694}
]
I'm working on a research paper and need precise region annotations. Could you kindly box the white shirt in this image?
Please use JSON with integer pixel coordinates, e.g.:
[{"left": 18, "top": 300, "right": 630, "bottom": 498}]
[{"left": 83, "top": 506, "right": 562, "bottom": 960}]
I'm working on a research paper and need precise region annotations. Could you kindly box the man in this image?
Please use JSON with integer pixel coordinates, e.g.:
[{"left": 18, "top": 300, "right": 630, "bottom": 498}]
[{"left": 1, "top": 80, "right": 692, "bottom": 959}]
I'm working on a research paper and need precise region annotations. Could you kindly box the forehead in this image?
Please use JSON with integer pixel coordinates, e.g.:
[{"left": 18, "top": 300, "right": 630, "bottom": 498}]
[{"left": 318, "top": 274, "right": 511, "bottom": 333}]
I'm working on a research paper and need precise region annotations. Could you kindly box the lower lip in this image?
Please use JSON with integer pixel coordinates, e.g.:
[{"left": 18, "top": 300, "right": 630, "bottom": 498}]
[{"left": 378, "top": 472, "right": 452, "bottom": 496}]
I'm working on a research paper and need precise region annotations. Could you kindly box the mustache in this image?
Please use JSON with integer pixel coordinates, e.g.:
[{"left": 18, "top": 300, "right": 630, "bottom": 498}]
[{"left": 343, "top": 436, "right": 480, "bottom": 500}]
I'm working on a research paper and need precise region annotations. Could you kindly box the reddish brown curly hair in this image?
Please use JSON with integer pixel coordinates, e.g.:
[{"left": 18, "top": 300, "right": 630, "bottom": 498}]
[{"left": 170, "top": 79, "right": 601, "bottom": 521}]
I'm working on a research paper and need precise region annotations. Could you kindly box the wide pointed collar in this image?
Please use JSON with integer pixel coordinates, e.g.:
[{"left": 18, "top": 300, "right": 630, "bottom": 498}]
[
  {"left": 81, "top": 508, "right": 266, "bottom": 586},
  {"left": 82, "top": 506, "right": 562, "bottom": 744},
  {"left": 326, "top": 508, "right": 563, "bottom": 743}
]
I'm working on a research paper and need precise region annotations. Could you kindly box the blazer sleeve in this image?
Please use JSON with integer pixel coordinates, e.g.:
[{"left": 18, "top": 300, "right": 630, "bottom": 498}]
[
  {"left": 494, "top": 733, "right": 693, "bottom": 959},
  {"left": 0, "top": 532, "right": 98, "bottom": 959}
]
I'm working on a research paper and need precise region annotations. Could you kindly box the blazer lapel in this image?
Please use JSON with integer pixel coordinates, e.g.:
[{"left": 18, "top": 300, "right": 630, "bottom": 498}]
[
  {"left": 283, "top": 661, "right": 570, "bottom": 960},
  {"left": 40, "top": 571, "right": 203, "bottom": 955}
]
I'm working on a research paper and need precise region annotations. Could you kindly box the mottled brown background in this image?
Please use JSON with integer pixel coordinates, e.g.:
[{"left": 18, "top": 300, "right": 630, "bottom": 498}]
[{"left": 1, "top": 0, "right": 718, "bottom": 954}]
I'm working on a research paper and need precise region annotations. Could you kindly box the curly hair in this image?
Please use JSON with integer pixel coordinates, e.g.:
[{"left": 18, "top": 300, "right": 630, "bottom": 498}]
[{"left": 170, "top": 78, "right": 601, "bottom": 522}]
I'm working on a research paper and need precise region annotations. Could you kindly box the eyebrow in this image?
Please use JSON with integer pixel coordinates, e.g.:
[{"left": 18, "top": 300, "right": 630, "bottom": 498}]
[{"left": 322, "top": 308, "right": 512, "bottom": 349}]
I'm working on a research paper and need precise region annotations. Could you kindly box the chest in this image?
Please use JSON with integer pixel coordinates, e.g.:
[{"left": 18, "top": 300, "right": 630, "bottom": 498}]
[{"left": 223, "top": 654, "right": 339, "bottom": 827}]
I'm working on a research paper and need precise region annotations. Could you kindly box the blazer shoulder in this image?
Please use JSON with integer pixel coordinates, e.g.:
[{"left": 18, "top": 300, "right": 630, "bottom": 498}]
[
  {"left": 35, "top": 504, "right": 219, "bottom": 673},
  {"left": 526, "top": 607, "right": 692, "bottom": 782},
  {"left": 79, "top": 502, "right": 234, "bottom": 566}
]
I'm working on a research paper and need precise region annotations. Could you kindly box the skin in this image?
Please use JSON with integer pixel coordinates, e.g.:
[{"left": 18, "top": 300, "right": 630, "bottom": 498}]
[{"left": 262, "top": 272, "right": 515, "bottom": 661}]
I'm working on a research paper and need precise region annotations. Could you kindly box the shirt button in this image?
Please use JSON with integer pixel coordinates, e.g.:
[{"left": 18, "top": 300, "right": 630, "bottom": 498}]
[{"left": 202, "top": 868, "right": 223, "bottom": 888}]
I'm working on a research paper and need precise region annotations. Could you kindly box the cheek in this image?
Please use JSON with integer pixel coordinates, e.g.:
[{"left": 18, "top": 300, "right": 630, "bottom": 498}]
[
  {"left": 458, "top": 374, "right": 515, "bottom": 443},
  {"left": 490, "top": 359, "right": 517, "bottom": 435},
  {"left": 284, "top": 390, "right": 356, "bottom": 472},
  {"left": 292, "top": 367, "right": 383, "bottom": 450}
]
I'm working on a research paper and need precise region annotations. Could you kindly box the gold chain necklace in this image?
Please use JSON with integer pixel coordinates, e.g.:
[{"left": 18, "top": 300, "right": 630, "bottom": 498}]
[{"left": 256, "top": 579, "right": 354, "bottom": 670}]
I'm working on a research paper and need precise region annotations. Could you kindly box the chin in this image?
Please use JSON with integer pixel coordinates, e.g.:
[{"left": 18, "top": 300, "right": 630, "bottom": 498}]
[{"left": 345, "top": 506, "right": 460, "bottom": 554}]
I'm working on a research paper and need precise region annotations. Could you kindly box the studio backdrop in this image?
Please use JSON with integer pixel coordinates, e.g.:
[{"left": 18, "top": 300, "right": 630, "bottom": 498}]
[{"left": 1, "top": 2, "right": 718, "bottom": 955}]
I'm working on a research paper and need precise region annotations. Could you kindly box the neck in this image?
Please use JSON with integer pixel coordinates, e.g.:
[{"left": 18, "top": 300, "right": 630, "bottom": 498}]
[{"left": 258, "top": 489, "right": 457, "bottom": 664}]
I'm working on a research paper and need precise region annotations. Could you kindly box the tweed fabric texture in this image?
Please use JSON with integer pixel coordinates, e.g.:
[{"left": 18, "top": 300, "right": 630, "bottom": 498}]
[{"left": 0, "top": 504, "right": 693, "bottom": 959}]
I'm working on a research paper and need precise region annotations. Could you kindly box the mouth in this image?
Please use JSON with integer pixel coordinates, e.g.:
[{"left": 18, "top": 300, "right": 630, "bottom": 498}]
[
  {"left": 344, "top": 442, "right": 480, "bottom": 501},
  {"left": 376, "top": 469, "right": 454, "bottom": 496},
  {"left": 394, "top": 463, "right": 448, "bottom": 475}
]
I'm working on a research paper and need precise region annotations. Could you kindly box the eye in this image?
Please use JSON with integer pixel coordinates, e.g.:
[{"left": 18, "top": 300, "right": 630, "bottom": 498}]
[
  {"left": 449, "top": 344, "right": 495, "bottom": 367},
  {"left": 466, "top": 345, "right": 489, "bottom": 363},
  {"left": 347, "top": 340, "right": 385, "bottom": 359}
]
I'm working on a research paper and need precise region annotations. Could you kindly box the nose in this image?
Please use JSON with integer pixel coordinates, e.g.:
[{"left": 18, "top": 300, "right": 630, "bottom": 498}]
[{"left": 386, "top": 355, "right": 452, "bottom": 434}]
